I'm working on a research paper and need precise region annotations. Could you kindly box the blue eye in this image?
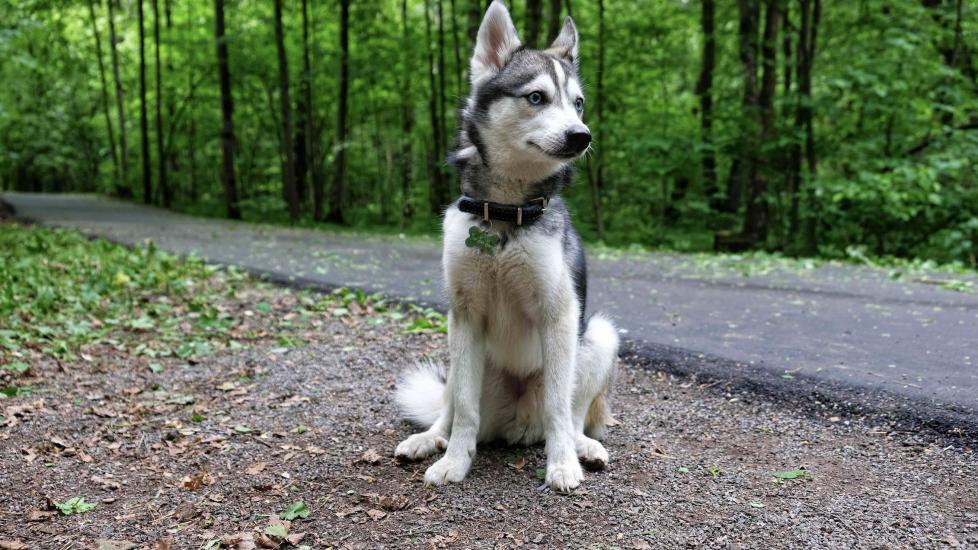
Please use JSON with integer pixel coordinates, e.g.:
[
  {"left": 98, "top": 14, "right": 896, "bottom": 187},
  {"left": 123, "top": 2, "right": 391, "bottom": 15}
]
[
  {"left": 575, "top": 97, "right": 585, "bottom": 112},
  {"left": 527, "top": 92, "right": 544, "bottom": 105}
]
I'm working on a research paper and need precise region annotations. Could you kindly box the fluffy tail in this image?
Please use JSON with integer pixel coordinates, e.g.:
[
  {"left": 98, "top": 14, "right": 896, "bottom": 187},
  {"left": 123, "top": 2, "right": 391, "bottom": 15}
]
[{"left": 395, "top": 360, "right": 446, "bottom": 429}]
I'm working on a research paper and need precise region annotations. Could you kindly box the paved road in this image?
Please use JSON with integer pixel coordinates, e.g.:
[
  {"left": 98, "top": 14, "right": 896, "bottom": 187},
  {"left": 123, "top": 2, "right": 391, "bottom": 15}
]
[{"left": 5, "top": 193, "right": 977, "bottom": 434}]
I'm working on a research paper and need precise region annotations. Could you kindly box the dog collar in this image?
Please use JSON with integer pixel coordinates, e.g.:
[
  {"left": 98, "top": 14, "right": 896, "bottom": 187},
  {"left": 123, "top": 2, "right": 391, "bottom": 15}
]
[{"left": 457, "top": 195, "right": 550, "bottom": 227}]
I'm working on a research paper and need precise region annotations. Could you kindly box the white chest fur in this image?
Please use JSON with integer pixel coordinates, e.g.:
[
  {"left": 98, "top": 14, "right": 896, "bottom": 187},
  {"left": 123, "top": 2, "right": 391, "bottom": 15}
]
[{"left": 442, "top": 208, "right": 576, "bottom": 377}]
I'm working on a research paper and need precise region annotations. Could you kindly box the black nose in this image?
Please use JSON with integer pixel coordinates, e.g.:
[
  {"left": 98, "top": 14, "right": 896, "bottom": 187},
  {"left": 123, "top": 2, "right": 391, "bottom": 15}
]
[{"left": 565, "top": 129, "right": 591, "bottom": 154}]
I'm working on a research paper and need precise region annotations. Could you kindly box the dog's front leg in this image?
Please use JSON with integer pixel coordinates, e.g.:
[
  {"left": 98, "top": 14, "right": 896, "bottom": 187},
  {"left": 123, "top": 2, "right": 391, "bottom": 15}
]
[
  {"left": 542, "top": 305, "right": 584, "bottom": 491},
  {"left": 424, "top": 311, "right": 484, "bottom": 485}
]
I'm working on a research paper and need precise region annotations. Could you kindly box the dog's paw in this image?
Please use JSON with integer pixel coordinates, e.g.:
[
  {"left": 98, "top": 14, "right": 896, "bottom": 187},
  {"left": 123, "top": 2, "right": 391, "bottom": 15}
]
[
  {"left": 576, "top": 435, "right": 609, "bottom": 470},
  {"left": 545, "top": 460, "right": 584, "bottom": 492},
  {"left": 395, "top": 432, "right": 447, "bottom": 461},
  {"left": 424, "top": 456, "right": 470, "bottom": 486}
]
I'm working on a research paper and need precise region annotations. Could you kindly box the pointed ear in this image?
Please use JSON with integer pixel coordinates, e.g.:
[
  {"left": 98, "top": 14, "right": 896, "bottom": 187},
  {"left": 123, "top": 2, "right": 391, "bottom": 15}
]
[
  {"left": 546, "top": 16, "right": 579, "bottom": 67},
  {"left": 470, "top": 1, "right": 521, "bottom": 86}
]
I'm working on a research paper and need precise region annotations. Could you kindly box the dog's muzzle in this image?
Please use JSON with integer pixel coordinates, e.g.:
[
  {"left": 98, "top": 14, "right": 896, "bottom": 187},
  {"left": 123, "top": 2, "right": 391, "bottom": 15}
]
[{"left": 557, "top": 126, "right": 591, "bottom": 157}]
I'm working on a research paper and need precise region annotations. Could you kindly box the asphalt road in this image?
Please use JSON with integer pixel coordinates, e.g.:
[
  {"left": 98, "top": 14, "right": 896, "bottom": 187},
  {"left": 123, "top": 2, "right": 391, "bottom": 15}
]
[{"left": 5, "top": 192, "right": 977, "bottom": 437}]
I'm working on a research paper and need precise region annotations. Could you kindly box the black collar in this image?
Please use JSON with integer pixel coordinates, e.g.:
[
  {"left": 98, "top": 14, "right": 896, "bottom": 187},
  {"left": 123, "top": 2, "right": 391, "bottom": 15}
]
[{"left": 457, "top": 195, "right": 550, "bottom": 227}]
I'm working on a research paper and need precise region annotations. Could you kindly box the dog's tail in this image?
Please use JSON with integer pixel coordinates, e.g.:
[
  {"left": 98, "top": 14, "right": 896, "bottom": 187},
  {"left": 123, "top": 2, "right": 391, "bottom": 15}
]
[{"left": 395, "top": 359, "right": 446, "bottom": 429}]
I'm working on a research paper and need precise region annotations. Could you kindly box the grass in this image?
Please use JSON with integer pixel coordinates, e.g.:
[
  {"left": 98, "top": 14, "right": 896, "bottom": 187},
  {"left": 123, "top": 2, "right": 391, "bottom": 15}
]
[{"left": 0, "top": 223, "right": 447, "bottom": 385}]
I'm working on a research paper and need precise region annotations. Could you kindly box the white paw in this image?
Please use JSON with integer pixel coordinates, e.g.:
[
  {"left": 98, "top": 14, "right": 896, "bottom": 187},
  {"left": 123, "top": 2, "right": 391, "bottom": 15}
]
[
  {"left": 546, "top": 460, "right": 584, "bottom": 492},
  {"left": 424, "top": 456, "right": 470, "bottom": 485},
  {"left": 576, "top": 436, "right": 609, "bottom": 470},
  {"left": 395, "top": 432, "right": 447, "bottom": 461}
]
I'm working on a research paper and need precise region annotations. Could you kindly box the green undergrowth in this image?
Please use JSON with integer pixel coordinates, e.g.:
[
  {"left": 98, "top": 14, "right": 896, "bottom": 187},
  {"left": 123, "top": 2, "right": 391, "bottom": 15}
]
[{"left": 0, "top": 223, "right": 446, "bottom": 393}]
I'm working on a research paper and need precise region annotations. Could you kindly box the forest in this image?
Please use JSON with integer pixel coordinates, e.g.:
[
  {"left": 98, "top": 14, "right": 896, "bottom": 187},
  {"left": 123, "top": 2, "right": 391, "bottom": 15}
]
[{"left": 0, "top": 0, "right": 976, "bottom": 266}]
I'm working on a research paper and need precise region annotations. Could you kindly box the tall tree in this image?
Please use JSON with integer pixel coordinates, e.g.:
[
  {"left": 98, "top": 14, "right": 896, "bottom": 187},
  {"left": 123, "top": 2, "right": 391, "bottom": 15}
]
[
  {"left": 185, "top": 0, "right": 198, "bottom": 201},
  {"left": 424, "top": 0, "right": 447, "bottom": 213},
  {"left": 586, "top": 0, "right": 606, "bottom": 237},
  {"left": 214, "top": 0, "right": 240, "bottom": 219},
  {"left": 298, "top": 0, "right": 315, "bottom": 216},
  {"left": 697, "top": 0, "right": 717, "bottom": 208},
  {"left": 152, "top": 0, "right": 169, "bottom": 207},
  {"left": 106, "top": 0, "right": 129, "bottom": 197},
  {"left": 449, "top": 0, "right": 463, "bottom": 98},
  {"left": 743, "top": 0, "right": 779, "bottom": 242},
  {"left": 524, "top": 0, "right": 543, "bottom": 49},
  {"left": 137, "top": 0, "right": 152, "bottom": 204},
  {"left": 273, "top": 0, "right": 300, "bottom": 222},
  {"left": 327, "top": 0, "right": 350, "bottom": 224},
  {"left": 546, "top": 0, "right": 562, "bottom": 44},
  {"left": 436, "top": 1, "right": 449, "bottom": 167},
  {"left": 400, "top": 0, "right": 414, "bottom": 227},
  {"left": 466, "top": 0, "right": 482, "bottom": 52},
  {"left": 725, "top": 0, "right": 760, "bottom": 214},
  {"left": 86, "top": 0, "right": 119, "bottom": 189}
]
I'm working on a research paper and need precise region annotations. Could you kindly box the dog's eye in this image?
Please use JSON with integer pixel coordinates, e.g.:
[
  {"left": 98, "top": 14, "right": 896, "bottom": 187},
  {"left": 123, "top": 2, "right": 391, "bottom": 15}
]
[
  {"left": 574, "top": 97, "right": 585, "bottom": 113},
  {"left": 527, "top": 92, "right": 544, "bottom": 105}
]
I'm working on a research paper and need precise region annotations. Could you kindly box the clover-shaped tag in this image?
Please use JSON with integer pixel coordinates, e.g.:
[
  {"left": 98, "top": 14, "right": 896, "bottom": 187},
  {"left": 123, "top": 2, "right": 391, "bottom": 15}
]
[{"left": 465, "top": 225, "right": 499, "bottom": 256}]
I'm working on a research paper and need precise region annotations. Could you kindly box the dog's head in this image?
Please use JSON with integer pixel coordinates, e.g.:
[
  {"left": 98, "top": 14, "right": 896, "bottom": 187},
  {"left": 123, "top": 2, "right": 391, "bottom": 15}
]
[{"left": 462, "top": 1, "right": 589, "bottom": 184}]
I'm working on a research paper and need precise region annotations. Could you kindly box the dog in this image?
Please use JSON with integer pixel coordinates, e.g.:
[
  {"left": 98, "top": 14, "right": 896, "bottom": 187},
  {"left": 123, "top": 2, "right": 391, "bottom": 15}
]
[{"left": 394, "top": 0, "right": 619, "bottom": 492}]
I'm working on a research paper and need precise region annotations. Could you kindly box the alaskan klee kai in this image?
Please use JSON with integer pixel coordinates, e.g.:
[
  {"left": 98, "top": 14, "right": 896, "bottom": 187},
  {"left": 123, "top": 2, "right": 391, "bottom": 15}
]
[{"left": 394, "top": 0, "right": 619, "bottom": 492}]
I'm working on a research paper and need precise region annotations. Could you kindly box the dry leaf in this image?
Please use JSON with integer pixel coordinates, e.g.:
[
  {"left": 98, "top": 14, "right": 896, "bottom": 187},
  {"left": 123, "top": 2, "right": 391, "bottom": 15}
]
[
  {"left": 245, "top": 462, "right": 267, "bottom": 475},
  {"left": 220, "top": 532, "right": 256, "bottom": 550},
  {"left": 0, "top": 541, "right": 28, "bottom": 550},
  {"left": 335, "top": 506, "right": 363, "bottom": 518},
  {"left": 360, "top": 448, "right": 383, "bottom": 464},
  {"left": 92, "top": 475, "right": 121, "bottom": 490},
  {"left": 366, "top": 509, "right": 387, "bottom": 521},
  {"left": 180, "top": 472, "right": 213, "bottom": 491},
  {"left": 508, "top": 456, "right": 528, "bottom": 471},
  {"left": 153, "top": 539, "right": 173, "bottom": 550},
  {"left": 378, "top": 495, "right": 409, "bottom": 511},
  {"left": 27, "top": 510, "right": 56, "bottom": 522},
  {"left": 96, "top": 541, "right": 137, "bottom": 550}
]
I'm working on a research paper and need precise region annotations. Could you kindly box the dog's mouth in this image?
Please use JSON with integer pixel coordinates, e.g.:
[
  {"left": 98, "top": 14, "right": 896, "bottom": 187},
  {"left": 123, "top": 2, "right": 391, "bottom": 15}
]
[{"left": 527, "top": 141, "right": 582, "bottom": 160}]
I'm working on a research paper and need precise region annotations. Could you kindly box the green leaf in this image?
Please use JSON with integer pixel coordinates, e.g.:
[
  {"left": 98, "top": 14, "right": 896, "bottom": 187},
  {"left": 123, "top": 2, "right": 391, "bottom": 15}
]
[
  {"left": 772, "top": 468, "right": 808, "bottom": 480},
  {"left": 55, "top": 496, "right": 96, "bottom": 515},
  {"left": 280, "top": 501, "right": 310, "bottom": 520},
  {"left": 707, "top": 465, "right": 721, "bottom": 478},
  {"left": 148, "top": 362, "right": 164, "bottom": 374},
  {"left": 264, "top": 524, "right": 289, "bottom": 538},
  {"left": 233, "top": 425, "right": 252, "bottom": 434},
  {"left": 535, "top": 468, "right": 546, "bottom": 481},
  {"left": 677, "top": 466, "right": 689, "bottom": 474},
  {"left": 2, "top": 362, "right": 29, "bottom": 375}
]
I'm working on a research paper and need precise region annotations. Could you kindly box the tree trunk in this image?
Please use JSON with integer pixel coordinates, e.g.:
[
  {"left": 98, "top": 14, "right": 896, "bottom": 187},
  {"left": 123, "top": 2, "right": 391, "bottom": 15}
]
[
  {"left": 585, "top": 0, "right": 605, "bottom": 237},
  {"left": 186, "top": 0, "right": 197, "bottom": 201},
  {"left": 297, "top": 0, "right": 314, "bottom": 215},
  {"left": 725, "top": 0, "right": 760, "bottom": 214},
  {"left": 400, "top": 0, "right": 414, "bottom": 228},
  {"left": 152, "top": 0, "right": 169, "bottom": 207},
  {"left": 743, "top": 0, "right": 779, "bottom": 243},
  {"left": 524, "top": 0, "right": 543, "bottom": 49},
  {"left": 437, "top": 0, "right": 449, "bottom": 165},
  {"left": 802, "top": 0, "right": 821, "bottom": 254},
  {"left": 466, "top": 0, "right": 482, "bottom": 53},
  {"left": 425, "top": 0, "right": 447, "bottom": 214},
  {"left": 87, "top": 0, "right": 119, "bottom": 190},
  {"left": 138, "top": 0, "right": 152, "bottom": 204},
  {"left": 106, "top": 0, "right": 129, "bottom": 197},
  {"left": 697, "top": 0, "right": 717, "bottom": 208},
  {"left": 274, "top": 0, "right": 300, "bottom": 222},
  {"left": 327, "top": 0, "right": 350, "bottom": 224},
  {"left": 449, "top": 0, "right": 463, "bottom": 98},
  {"left": 214, "top": 0, "right": 240, "bottom": 219},
  {"left": 546, "top": 0, "right": 562, "bottom": 44}
]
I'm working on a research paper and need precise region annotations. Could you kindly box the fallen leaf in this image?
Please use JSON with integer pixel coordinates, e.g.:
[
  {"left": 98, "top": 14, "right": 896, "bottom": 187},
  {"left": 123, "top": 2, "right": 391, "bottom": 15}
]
[
  {"left": 772, "top": 468, "right": 808, "bottom": 480},
  {"left": 360, "top": 448, "right": 383, "bottom": 464},
  {"left": 508, "top": 456, "right": 528, "bottom": 471},
  {"left": 280, "top": 501, "right": 310, "bottom": 520},
  {"left": 180, "top": 472, "right": 213, "bottom": 491},
  {"left": 96, "top": 540, "right": 137, "bottom": 550},
  {"left": 366, "top": 509, "right": 387, "bottom": 521},
  {"left": 92, "top": 475, "right": 121, "bottom": 490},
  {"left": 378, "top": 495, "right": 409, "bottom": 511},
  {"left": 245, "top": 462, "right": 267, "bottom": 475},
  {"left": 27, "top": 510, "right": 56, "bottom": 522},
  {"left": 153, "top": 539, "right": 173, "bottom": 550},
  {"left": 335, "top": 506, "right": 363, "bottom": 518},
  {"left": 0, "top": 541, "right": 28, "bottom": 550},
  {"left": 220, "top": 532, "right": 256, "bottom": 550}
]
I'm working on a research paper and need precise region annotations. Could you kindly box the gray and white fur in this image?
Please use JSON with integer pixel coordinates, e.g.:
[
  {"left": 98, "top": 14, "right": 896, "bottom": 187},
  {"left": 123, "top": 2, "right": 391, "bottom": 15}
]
[{"left": 394, "top": 0, "right": 619, "bottom": 492}]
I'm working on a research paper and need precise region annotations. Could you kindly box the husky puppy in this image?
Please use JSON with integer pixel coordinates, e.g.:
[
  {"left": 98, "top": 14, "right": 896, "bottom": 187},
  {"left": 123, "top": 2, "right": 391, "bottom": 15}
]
[{"left": 394, "top": 0, "right": 619, "bottom": 492}]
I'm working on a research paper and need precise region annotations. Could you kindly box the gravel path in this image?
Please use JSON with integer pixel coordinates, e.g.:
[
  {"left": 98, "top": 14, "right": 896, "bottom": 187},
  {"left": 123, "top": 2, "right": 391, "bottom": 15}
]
[
  {"left": 5, "top": 192, "right": 977, "bottom": 440},
  {"left": 1, "top": 276, "right": 975, "bottom": 549}
]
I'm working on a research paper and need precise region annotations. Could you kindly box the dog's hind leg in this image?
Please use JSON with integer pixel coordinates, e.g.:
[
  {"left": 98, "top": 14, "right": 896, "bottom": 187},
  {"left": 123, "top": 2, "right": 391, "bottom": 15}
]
[{"left": 571, "top": 314, "right": 620, "bottom": 470}]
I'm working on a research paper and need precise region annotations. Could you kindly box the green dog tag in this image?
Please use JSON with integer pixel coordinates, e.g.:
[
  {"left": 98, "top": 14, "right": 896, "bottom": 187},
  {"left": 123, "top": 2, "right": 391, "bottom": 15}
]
[{"left": 465, "top": 225, "right": 499, "bottom": 256}]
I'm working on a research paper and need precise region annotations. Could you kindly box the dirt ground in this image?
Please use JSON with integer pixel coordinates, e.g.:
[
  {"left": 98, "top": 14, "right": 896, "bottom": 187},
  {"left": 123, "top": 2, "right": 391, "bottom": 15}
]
[{"left": 1, "top": 284, "right": 976, "bottom": 549}]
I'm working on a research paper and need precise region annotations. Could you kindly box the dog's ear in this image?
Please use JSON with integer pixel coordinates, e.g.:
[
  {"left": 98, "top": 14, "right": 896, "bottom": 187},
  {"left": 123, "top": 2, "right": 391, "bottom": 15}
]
[
  {"left": 471, "top": 1, "right": 521, "bottom": 87},
  {"left": 546, "top": 16, "right": 579, "bottom": 67}
]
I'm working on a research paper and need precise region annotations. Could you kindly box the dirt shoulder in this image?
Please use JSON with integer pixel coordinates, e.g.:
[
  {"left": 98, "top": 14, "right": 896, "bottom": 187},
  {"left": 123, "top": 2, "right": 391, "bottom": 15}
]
[{"left": 2, "top": 286, "right": 976, "bottom": 549}]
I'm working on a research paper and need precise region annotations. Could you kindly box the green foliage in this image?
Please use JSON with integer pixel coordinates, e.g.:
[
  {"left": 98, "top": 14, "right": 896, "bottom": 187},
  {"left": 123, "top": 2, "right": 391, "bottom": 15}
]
[
  {"left": 0, "top": 223, "right": 248, "bottom": 365},
  {"left": 1, "top": 1, "right": 976, "bottom": 266},
  {"left": 279, "top": 501, "right": 310, "bottom": 521},
  {"left": 54, "top": 496, "right": 97, "bottom": 515}
]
